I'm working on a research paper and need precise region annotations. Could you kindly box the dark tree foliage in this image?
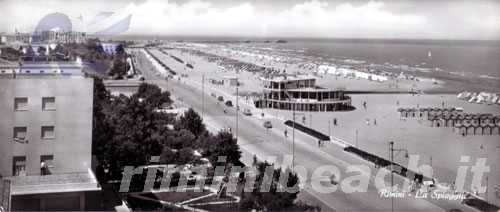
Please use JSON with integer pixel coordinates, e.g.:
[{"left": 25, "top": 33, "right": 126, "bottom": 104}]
[
  {"left": 86, "top": 38, "right": 105, "bottom": 54},
  {"left": 92, "top": 82, "right": 243, "bottom": 181},
  {"left": 108, "top": 59, "right": 130, "bottom": 79},
  {"left": 203, "top": 131, "right": 241, "bottom": 166},
  {"left": 37, "top": 46, "right": 47, "bottom": 56},
  {"left": 83, "top": 38, "right": 107, "bottom": 61},
  {"left": 135, "top": 83, "right": 172, "bottom": 108},
  {"left": 24, "top": 46, "right": 35, "bottom": 61},
  {"left": 96, "top": 95, "right": 171, "bottom": 178},
  {"left": 177, "top": 108, "right": 206, "bottom": 137},
  {"left": 115, "top": 44, "right": 125, "bottom": 56},
  {"left": 240, "top": 161, "right": 306, "bottom": 211},
  {"left": 92, "top": 82, "right": 173, "bottom": 179},
  {"left": 92, "top": 78, "right": 112, "bottom": 160},
  {"left": 0, "top": 47, "right": 22, "bottom": 60}
]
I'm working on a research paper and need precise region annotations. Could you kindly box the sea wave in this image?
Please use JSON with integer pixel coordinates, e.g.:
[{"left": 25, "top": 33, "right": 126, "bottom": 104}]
[{"left": 479, "top": 74, "right": 500, "bottom": 80}]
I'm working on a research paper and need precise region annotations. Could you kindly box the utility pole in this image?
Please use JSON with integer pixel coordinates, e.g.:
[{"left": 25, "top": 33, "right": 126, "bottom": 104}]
[
  {"left": 486, "top": 176, "right": 489, "bottom": 202},
  {"left": 389, "top": 141, "right": 394, "bottom": 212},
  {"left": 388, "top": 141, "right": 409, "bottom": 212},
  {"left": 236, "top": 79, "right": 239, "bottom": 141},
  {"left": 430, "top": 156, "right": 433, "bottom": 179},
  {"left": 356, "top": 129, "right": 358, "bottom": 148},
  {"left": 202, "top": 74, "right": 205, "bottom": 119},
  {"left": 309, "top": 113, "right": 312, "bottom": 128},
  {"left": 292, "top": 102, "right": 295, "bottom": 171},
  {"left": 328, "top": 120, "right": 331, "bottom": 137}
]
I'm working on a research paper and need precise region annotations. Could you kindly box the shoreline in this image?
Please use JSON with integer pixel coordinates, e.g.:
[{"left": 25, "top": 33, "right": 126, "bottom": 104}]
[
  {"left": 137, "top": 47, "right": 500, "bottom": 209},
  {"left": 166, "top": 42, "right": 500, "bottom": 94}
]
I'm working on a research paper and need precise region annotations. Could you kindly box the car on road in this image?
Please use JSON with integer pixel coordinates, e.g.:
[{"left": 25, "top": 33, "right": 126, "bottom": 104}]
[
  {"left": 263, "top": 121, "right": 272, "bottom": 129},
  {"left": 243, "top": 109, "right": 252, "bottom": 116},
  {"left": 211, "top": 93, "right": 217, "bottom": 98},
  {"left": 217, "top": 96, "right": 224, "bottom": 102},
  {"left": 225, "top": 100, "right": 233, "bottom": 107}
]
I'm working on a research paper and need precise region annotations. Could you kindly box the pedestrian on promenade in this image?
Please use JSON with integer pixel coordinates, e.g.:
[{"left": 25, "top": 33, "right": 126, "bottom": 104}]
[
  {"left": 318, "top": 139, "right": 321, "bottom": 147},
  {"left": 333, "top": 118, "right": 337, "bottom": 126}
]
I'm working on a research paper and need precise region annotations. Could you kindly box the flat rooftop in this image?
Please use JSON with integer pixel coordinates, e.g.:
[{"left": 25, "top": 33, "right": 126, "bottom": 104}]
[
  {"left": 0, "top": 58, "right": 19, "bottom": 68},
  {"left": 7, "top": 170, "right": 100, "bottom": 195},
  {"left": 21, "top": 61, "right": 82, "bottom": 68}
]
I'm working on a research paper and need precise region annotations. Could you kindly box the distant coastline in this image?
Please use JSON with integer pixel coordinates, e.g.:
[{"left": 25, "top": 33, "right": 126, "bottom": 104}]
[
  {"left": 109, "top": 35, "right": 500, "bottom": 93},
  {"left": 103, "top": 34, "right": 500, "bottom": 46}
]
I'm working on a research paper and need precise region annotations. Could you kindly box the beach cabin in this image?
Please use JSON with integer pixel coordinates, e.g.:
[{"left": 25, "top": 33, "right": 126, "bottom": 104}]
[
  {"left": 455, "top": 123, "right": 468, "bottom": 136},
  {"left": 430, "top": 116, "right": 444, "bottom": 128},
  {"left": 418, "top": 107, "right": 431, "bottom": 119},
  {"left": 492, "top": 124, "right": 500, "bottom": 135},
  {"left": 466, "top": 124, "right": 475, "bottom": 135},
  {"left": 481, "top": 123, "right": 493, "bottom": 135}
]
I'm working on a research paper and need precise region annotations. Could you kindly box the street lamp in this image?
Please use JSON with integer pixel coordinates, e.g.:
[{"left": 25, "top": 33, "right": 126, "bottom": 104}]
[
  {"left": 355, "top": 129, "right": 358, "bottom": 148},
  {"left": 388, "top": 141, "right": 409, "bottom": 212}
]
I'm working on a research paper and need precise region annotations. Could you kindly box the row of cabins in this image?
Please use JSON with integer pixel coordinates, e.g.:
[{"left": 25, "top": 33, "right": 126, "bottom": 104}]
[
  {"left": 397, "top": 107, "right": 500, "bottom": 136},
  {"left": 428, "top": 113, "right": 500, "bottom": 127},
  {"left": 397, "top": 107, "right": 460, "bottom": 119},
  {"left": 454, "top": 122, "right": 500, "bottom": 136}
]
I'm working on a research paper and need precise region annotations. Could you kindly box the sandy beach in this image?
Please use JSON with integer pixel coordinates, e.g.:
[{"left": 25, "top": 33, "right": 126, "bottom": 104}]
[{"left": 148, "top": 45, "right": 500, "bottom": 206}]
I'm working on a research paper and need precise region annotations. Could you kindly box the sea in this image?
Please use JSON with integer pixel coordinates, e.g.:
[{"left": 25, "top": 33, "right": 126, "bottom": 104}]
[{"left": 113, "top": 35, "right": 500, "bottom": 92}]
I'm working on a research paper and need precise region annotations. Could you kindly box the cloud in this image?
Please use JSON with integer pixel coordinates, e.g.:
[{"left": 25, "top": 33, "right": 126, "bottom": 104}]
[
  {"left": 122, "top": 0, "right": 499, "bottom": 39},
  {"left": 0, "top": 0, "right": 499, "bottom": 39}
]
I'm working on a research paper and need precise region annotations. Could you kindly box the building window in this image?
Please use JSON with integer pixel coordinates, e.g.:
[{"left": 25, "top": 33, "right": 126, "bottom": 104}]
[
  {"left": 13, "top": 126, "right": 27, "bottom": 143},
  {"left": 1, "top": 70, "right": 5, "bottom": 74},
  {"left": 14, "top": 97, "right": 28, "bottom": 111},
  {"left": 13, "top": 156, "right": 27, "bottom": 176},
  {"left": 25, "top": 70, "right": 30, "bottom": 73},
  {"left": 40, "top": 70, "right": 45, "bottom": 74},
  {"left": 41, "top": 126, "right": 55, "bottom": 139},
  {"left": 40, "top": 155, "right": 54, "bottom": 175},
  {"left": 42, "top": 97, "right": 56, "bottom": 111}
]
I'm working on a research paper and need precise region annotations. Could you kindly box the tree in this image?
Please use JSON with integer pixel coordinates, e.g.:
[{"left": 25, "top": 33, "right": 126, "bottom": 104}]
[
  {"left": 92, "top": 82, "right": 173, "bottom": 180},
  {"left": 0, "top": 47, "right": 22, "bottom": 61},
  {"left": 37, "top": 46, "right": 47, "bottom": 56},
  {"left": 91, "top": 78, "right": 112, "bottom": 157},
  {"left": 204, "top": 131, "right": 241, "bottom": 165},
  {"left": 177, "top": 108, "right": 206, "bottom": 137},
  {"left": 52, "top": 44, "right": 67, "bottom": 60},
  {"left": 115, "top": 44, "right": 125, "bottom": 56},
  {"left": 240, "top": 161, "right": 303, "bottom": 211},
  {"left": 24, "top": 46, "right": 35, "bottom": 61},
  {"left": 135, "top": 83, "right": 172, "bottom": 108},
  {"left": 108, "top": 59, "right": 130, "bottom": 79}
]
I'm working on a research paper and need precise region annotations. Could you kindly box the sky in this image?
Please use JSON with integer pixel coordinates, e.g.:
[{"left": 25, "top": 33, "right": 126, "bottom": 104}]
[{"left": 0, "top": 0, "right": 499, "bottom": 40}]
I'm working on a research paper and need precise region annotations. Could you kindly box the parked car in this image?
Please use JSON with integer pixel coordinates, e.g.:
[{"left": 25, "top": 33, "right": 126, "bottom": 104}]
[
  {"left": 243, "top": 109, "right": 252, "bottom": 116},
  {"left": 263, "top": 121, "right": 272, "bottom": 129},
  {"left": 211, "top": 93, "right": 217, "bottom": 98},
  {"left": 217, "top": 96, "right": 224, "bottom": 102},
  {"left": 225, "top": 100, "right": 233, "bottom": 107}
]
